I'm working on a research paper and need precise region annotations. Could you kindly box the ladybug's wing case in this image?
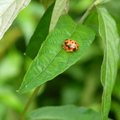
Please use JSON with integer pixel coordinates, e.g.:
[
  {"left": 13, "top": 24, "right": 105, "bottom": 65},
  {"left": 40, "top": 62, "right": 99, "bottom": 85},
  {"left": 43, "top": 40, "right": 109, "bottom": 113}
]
[{"left": 63, "top": 39, "right": 79, "bottom": 52}]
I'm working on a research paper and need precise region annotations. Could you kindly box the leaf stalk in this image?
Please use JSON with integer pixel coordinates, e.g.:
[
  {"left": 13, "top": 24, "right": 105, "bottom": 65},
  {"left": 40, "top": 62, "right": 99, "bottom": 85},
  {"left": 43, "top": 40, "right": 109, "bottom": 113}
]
[
  {"left": 78, "top": 0, "right": 102, "bottom": 24},
  {"left": 19, "top": 85, "right": 41, "bottom": 120}
]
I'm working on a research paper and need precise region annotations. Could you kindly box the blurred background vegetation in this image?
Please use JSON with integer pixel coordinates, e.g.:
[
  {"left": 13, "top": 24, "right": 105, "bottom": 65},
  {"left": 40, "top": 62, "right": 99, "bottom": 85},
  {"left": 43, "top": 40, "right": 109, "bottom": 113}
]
[{"left": 0, "top": 0, "right": 120, "bottom": 120}]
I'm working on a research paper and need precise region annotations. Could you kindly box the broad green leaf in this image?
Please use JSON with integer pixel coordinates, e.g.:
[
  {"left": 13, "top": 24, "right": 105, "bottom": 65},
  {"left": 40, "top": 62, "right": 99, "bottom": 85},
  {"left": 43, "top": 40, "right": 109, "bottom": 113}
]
[
  {"left": 26, "top": 3, "right": 54, "bottom": 59},
  {"left": 0, "top": 0, "right": 31, "bottom": 39},
  {"left": 19, "top": 15, "right": 95, "bottom": 93},
  {"left": 97, "top": 6, "right": 119, "bottom": 120},
  {"left": 27, "top": 105, "right": 102, "bottom": 120},
  {"left": 49, "top": 0, "right": 69, "bottom": 32}
]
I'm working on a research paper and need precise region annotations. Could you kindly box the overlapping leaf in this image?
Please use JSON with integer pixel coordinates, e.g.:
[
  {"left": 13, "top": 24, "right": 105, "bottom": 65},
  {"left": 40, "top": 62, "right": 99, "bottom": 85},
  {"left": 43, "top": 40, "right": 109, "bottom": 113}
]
[
  {"left": 49, "top": 0, "right": 69, "bottom": 32},
  {"left": 0, "top": 0, "right": 31, "bottom": 39},
  {"left": 27, "top": 105, "right": 102, "bottom": 120},
  {"left": 26, "top": 3, "right": 54, "bottom": 59},
  {"left": 97, "top": 6, "right": 119, "bottom": 120},
  {"left": 19, "top": 15, "right": 95, "bottom": 93},
  {"left": 27, "top": 0, "right": 69, "bottom": 59}
]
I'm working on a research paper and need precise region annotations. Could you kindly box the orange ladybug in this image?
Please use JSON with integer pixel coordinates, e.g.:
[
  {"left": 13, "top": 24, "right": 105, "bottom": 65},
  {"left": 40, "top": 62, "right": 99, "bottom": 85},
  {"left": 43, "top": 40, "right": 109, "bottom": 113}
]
[{"left": 63, "top": 39, "right": 79, "bottom": 52}]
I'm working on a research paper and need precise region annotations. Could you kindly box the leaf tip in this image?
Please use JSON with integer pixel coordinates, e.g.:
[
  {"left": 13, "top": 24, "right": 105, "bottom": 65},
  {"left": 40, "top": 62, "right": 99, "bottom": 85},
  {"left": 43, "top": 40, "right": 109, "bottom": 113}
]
[{"left": 18, "top": 84, "right": 28, "bottom": 94}]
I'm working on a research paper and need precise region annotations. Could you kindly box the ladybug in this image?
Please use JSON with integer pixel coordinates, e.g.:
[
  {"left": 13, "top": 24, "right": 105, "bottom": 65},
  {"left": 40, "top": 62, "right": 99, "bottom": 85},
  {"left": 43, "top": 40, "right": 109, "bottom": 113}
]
[{"left": 63, "top": 39, "right": 79, "bottom": 52}]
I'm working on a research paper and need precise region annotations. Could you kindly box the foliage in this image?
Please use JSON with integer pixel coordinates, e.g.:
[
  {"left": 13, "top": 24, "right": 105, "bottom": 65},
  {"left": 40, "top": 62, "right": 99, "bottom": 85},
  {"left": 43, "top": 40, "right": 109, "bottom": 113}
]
[
  {"left": 97, "top": 6, "right": 119, "bottom": 120},
  {"left": 28, "top": 105, "right": 102, "bottom": 120},
  {"left": 0, "top": 0, "right": 31, "bottom": 39},
  {"left": 19, "top": 15, "right": 95, "bottom": 94}
]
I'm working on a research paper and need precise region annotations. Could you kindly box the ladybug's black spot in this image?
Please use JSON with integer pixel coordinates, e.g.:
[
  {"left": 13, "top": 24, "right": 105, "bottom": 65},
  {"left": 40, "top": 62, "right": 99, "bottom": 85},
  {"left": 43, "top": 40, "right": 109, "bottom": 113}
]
[
  {"left": 70, "top": 39, "right": 72, "bottom": 41},
  {"left": 73, "top": 47, "right": 76, "bottom": 51},
  {"left": 65, "top": 42, "right": 68, "bottom": 44},
  {"left": 72, "top": 42, "right": 74, "bottom": 43}
]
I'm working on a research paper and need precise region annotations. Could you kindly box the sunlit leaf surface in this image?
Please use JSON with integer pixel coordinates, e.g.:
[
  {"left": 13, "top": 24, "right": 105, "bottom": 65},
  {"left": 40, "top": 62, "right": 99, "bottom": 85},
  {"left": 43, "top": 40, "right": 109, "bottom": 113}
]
[{"left": 0, "top": 0, "right": 31, "bottom": 39}]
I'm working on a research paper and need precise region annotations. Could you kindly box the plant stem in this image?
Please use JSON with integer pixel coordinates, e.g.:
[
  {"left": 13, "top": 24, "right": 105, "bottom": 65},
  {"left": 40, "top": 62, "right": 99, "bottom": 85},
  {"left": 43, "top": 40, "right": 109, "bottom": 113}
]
[
  {"left": 78, "top": 4, "right": 95, "bottom": 24},
  {"left": 19, "top": 85, "right": 41, "bottom": 120},
  {"left": 78, "top": 0, "right": 103, "bottom": 24}
]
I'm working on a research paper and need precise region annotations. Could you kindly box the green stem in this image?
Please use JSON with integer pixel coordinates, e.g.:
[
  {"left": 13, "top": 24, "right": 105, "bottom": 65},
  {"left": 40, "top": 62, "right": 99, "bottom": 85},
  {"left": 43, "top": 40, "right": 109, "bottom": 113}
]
[
  {"left": 78, "top": 0, "right": 104, "bottom": 24},
  {"left": 78, "top": 0, "right": 103, "bottom": 24},
  {"left": 78, "top": 4, "right": 95, "bottom": 24},
  {"left": 19, "top": 85, "right": 41, "bottom": 120}
]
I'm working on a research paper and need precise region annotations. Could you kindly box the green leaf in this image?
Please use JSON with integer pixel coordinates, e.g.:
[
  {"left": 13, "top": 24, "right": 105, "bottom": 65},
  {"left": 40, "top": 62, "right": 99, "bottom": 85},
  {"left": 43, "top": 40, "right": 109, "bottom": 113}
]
[
  {"left": 19, "top": 15, "right": 95, "bottom": 93},
  {"left": 97, "top": 6, "right": 119, "bottom": 120},
  {"left": 26, "top": 3, "right": 54, "bottom": 59},
  {"left": 0, "top": 0, "right": 30, "bottom": 39},
  {"left": 27, "top": 105, "right": 102, "bottom": 120},
  {"left": 84, "top": 10, "right": 99, "bottom": 33},
  {"left": 49, "top": 0, "right": 69, "bottom": 32}
]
